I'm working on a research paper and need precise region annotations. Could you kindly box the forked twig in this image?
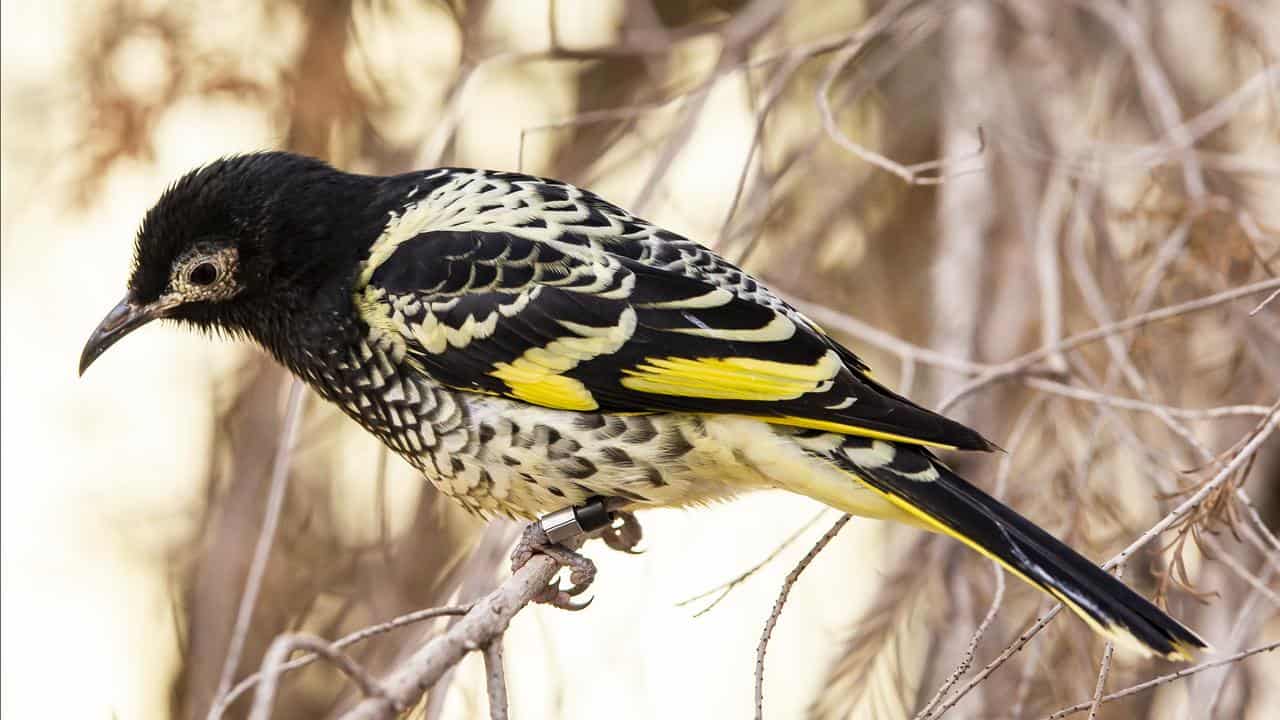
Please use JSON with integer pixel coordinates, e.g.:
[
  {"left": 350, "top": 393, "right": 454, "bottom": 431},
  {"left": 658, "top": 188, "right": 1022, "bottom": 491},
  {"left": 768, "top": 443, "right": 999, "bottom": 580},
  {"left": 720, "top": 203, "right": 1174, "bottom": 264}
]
[
  {"left": 923, "top": 404, "right": 1279, "bottom": 717},
  {"left": 248, "top": 634, "right": 387, "bottom": 720},
  {"left": 211, "top": 605, "right": 472, "bottom": 716},
  {"left": 1040, "top": 642, "right": 1280, "bottom": 720},
  {"left": 342, "top": 555, "right": 562, "bottom": 720}
]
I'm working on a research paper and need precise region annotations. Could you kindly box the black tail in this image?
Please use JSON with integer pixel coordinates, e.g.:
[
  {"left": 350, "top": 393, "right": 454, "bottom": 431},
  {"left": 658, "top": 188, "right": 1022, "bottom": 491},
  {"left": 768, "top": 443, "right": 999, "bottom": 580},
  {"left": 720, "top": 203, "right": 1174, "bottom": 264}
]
[{"left": 832, "top": 438, "right": 1207, "bottom": 660}]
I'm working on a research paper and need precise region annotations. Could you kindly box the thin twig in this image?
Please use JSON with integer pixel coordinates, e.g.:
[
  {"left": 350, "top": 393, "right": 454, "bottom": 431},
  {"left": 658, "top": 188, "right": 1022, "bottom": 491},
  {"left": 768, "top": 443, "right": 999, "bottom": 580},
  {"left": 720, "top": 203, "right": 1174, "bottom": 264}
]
[
  {"left": 915, "top": 562, "right": 1006, "bottom": 720},
  {"left": 342, "top": 554, "right": 561, "bottom": 719},
  {"left": 1250, "top": 286, "right": 1280, "bottom": 316},
  {"left": 1039, "top": 642, "right": 1280, "bottom": 720},
  {"left": 815, "top": 0, "right": 986, "bottom": 184},
  {"left": 1086, "top": 641, "right": 1116, "bottom": 720},
  {"left": 676, "top": 509, "right": 829, "bottom": 616},
  {"left": 1203, "top": 535, "right": 1280, "bottom": 608},
  {"left": 1103, "top": 402, "right": 1278, "bottom": 571},
  {"left": 630, "top": 0, "right": 785, "bottom": 213},
  {"left": 248, "top": 634, "right": 387, "bottom": 720},
  {"left": 1204, "top": 557, "right": 1278, "bottom": 715},
  {"left": 1073, "top": 0, "right": 1207, "bottom": 200},
  {"left": 483, "top": 638, "right": 508, "bottom": 720},
  {"left": 755, "top": 514, "right": 851, "bottom": 720},
  {"left": 1085, "top": 568, "right": 1121, "bottom": 720},
  {"left": 1023, "top": 378, "right": 1272, "bottom": 421},
  {"left": 207, "top": 379, "right": 307, "bottom": 720},
  {"left": 782, "top": 294, "right": 991, "bottom": 374},
  {"left": 924, "top": 403, "right": 1279, "bottom": 717},
  {"left": 940, "top": 279, "right": 1280, "bottom": 412},
  {"left": 212, "top": 605, "right": 473, "bottom": 716},
  {"left": 1126, "top": 65, "right": 1280, "bottom": 171},
  {"left": 423, "top": 522, "right": 521, "bottom": 720}
]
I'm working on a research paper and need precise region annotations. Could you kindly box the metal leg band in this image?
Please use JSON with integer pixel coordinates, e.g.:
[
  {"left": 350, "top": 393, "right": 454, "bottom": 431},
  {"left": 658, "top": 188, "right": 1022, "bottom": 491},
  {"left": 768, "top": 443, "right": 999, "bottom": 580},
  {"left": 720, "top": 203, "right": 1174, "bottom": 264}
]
[{"left": 538, "top": 497, "right": 612, "bottom": 544}]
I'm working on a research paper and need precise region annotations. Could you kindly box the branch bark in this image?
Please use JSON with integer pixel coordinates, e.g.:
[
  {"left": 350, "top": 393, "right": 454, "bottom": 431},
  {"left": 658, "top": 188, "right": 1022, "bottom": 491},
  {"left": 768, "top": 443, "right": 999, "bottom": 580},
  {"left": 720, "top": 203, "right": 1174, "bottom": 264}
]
[{"left": 340, "top": 555, "right": 560, "bottom": 720}]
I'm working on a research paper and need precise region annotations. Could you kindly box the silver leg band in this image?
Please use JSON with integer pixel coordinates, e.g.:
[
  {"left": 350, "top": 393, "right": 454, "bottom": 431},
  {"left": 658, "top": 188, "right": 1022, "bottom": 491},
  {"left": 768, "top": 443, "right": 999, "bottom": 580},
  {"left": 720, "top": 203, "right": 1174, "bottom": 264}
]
[
  {"left": 540, "top": 506, "right": 585, "bottom": 545},
  {"left": 538, "top": 497, "right": 612, "bottom": 545}
]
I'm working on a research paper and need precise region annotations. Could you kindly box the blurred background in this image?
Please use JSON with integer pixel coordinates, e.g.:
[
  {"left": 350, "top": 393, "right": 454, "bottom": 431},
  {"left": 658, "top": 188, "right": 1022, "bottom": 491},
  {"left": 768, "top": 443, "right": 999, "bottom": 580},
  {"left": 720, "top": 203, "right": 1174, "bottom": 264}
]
[{"left": 2, "top": 1, "right": 1278, "bottom": 718}]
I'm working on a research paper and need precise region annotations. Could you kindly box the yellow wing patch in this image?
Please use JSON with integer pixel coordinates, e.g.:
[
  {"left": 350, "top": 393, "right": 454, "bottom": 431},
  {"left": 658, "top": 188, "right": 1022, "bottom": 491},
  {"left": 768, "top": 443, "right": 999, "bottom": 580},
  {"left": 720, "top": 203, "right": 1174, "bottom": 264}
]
[
  {"left": 490, "top": 370, "right": 597, "bottom": 411},
  {"left": 620, "top": 352, "right": 841, "bottom": 402},
  {"left": 488, "top": 307, "right": 638, "bottom": 411}
]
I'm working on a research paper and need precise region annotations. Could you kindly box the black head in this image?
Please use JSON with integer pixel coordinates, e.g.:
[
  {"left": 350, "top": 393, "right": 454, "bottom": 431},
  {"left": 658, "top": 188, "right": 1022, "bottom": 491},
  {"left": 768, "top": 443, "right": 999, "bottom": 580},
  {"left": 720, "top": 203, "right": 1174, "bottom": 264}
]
[{"left": 80, "top": 152, "right": 381, "bottom": 374}]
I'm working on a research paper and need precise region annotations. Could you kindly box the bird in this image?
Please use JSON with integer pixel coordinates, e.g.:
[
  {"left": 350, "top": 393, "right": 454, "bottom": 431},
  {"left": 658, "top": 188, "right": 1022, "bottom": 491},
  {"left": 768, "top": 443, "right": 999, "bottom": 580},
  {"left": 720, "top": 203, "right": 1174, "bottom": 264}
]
[{"left": 80, "top": 151, "right": 1206, "bottom": 661}]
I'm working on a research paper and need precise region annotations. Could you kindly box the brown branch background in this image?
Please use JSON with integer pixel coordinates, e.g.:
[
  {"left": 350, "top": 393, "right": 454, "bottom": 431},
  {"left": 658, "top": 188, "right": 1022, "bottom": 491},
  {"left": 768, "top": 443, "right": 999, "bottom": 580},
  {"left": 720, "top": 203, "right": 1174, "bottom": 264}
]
[{"left": 2, "top": 0, "right": 1277, "bottom": 718}]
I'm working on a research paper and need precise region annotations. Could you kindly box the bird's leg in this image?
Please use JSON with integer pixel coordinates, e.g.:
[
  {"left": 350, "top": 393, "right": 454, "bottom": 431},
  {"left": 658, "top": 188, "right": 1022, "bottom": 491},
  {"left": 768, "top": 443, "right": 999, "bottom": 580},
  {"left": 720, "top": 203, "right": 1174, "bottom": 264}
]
[{"left": 511, "top": 497, "right": 615, "bottom": 611}]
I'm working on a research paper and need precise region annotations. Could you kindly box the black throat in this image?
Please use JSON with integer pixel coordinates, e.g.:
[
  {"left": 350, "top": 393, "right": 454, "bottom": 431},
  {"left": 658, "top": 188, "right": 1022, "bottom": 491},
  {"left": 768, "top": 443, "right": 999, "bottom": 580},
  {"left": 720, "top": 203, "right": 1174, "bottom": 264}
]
[{"left": 229, "top": 168, "right": 403, "bottom": 373}]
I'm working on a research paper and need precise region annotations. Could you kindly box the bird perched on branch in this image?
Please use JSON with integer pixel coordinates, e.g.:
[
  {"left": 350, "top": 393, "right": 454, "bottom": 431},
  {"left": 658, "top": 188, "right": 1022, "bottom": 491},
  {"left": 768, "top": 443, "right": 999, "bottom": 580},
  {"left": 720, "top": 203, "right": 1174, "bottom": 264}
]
[{"left": 81, "top": 152, "right": 1205, "bottom": 660}]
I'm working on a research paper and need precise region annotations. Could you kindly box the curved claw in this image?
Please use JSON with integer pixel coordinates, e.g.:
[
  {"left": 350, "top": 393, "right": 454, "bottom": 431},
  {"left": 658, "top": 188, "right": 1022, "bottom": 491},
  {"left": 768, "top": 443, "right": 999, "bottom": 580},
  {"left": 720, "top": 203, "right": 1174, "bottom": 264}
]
[{"left": 557, "top": 594, "right": 594, "bottom": 611}]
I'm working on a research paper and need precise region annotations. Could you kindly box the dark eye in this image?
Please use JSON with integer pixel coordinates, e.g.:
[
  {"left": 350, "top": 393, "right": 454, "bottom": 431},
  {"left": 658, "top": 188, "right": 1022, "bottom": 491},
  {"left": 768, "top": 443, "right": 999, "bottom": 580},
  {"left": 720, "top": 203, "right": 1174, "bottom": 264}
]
[{"left": 188, "top": 262, "right": 219, "bottom": 287}]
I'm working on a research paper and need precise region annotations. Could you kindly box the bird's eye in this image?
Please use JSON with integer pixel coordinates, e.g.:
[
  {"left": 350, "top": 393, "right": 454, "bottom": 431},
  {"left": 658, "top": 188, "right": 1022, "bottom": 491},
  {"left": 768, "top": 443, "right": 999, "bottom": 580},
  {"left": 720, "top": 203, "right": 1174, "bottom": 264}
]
[{"left": 188, "top": 261, "right": 220, "bottom": 287}]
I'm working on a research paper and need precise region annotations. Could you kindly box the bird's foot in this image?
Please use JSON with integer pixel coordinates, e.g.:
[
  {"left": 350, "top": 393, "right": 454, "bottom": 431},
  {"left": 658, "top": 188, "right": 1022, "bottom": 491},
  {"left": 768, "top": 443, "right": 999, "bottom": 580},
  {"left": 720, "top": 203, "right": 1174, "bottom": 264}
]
[
  {"left": 511, "top": 498, "right": 642, "bottom": 611},
  {"left": 511, "top": 520, "right": 596, "bottom": 611}
]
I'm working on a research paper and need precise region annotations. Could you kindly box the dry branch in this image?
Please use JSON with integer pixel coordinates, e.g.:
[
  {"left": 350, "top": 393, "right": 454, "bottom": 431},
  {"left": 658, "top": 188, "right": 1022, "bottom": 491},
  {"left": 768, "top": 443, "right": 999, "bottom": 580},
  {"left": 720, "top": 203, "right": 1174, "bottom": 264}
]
[
  {"left": 340, "top": 555, "right": 560, "bottom": 720},
  {"left": 1040, "top": 641, "right": 1280, "bottom": 720},
  {"left": 209, "top": 380, "right": 307, "bottom": 718},
  {"left": 211, "top": 605, "right": 472, "bottom": 716},
  {"left": 249, "top": 635, "right": 386, "bottom": 720},
  {"left": 755, "top": 514, "right": 852, "bottom": 720},
  {"left": 923, "top": 403, "right": 1280, "bottom": 717}
]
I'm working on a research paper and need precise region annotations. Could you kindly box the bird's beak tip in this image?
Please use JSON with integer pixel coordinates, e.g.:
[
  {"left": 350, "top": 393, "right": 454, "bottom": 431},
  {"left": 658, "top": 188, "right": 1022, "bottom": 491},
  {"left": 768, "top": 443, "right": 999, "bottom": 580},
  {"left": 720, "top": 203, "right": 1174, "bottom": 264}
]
[{"left": 79, "top": 296, "right": 157, "bottom": 377}]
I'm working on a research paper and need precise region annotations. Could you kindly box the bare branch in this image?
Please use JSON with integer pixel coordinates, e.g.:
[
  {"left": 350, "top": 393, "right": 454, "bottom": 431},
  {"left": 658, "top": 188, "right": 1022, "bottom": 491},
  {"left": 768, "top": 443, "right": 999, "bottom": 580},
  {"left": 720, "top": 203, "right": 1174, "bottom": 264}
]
[
  {"left": 915, "top": 562, "right": 1006, "bottom": 720},
  {"left": 1126, "top": 65, "right": 1280, "bottom": 171},
  {"left": 248, "top": 634, "right": 387, "bottom": 720},
  {"left": 924, "top": 403, "right": 1278, "bottom": 716},
  {"left": 341, "top": 555, "right": 561, "bottom": 720},
  {"left": 208, "top": 380, "right": 307, "bottom": 719},
  {"left": 1085, "top": 567, "right": 1121, "bottom": 720},
  {"left": 211, "top": 605, "right": 472, "bottom": 716},
  {"left": 755, "top": 514, "right": 852, "bottom": 720},
  {"left": 1071, "top": 0, "right": 1207, "bottom": 200},
  {"left": 941, "top": 280, "right": 1280, "bottom": 412},
  {"left": 483, "top": 638, "right": 508, "bottom": 720},
  {"left": 1040, "top": 642, "right": 1280, "bottom": 720},
  {"left": 1023, "top": 378, "right": 1272, "bottom": 421},
  {"left": 781, "top": 294, "right": 991, "bottom": 374},
  {"left": 1086, "top": 640, "right": 1116, "bottom": 720}
]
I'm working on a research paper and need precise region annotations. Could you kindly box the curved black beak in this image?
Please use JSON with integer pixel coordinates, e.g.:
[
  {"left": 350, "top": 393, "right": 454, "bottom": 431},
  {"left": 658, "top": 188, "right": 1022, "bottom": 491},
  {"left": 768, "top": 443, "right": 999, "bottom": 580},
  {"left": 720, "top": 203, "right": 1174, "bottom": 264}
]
[{"left": 79, "top": 295, "right": 175, "bottom": 376}]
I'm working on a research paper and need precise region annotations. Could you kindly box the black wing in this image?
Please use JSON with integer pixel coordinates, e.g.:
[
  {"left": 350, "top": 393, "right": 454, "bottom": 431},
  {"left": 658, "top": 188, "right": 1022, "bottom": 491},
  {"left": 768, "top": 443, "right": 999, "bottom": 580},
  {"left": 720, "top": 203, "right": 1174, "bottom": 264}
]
[{"left": 355, "top": 223, "right": 991, "bottom": 451}]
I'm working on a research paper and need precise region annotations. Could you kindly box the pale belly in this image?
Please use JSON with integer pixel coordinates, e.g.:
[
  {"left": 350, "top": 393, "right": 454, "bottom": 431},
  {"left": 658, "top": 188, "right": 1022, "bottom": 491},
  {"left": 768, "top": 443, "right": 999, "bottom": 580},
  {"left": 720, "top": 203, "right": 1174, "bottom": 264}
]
[{"left": 400, "top": 394, "right": 853, "bottom": 519}]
